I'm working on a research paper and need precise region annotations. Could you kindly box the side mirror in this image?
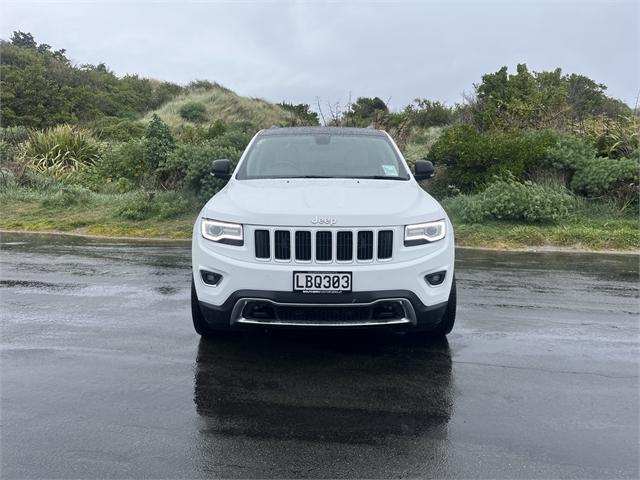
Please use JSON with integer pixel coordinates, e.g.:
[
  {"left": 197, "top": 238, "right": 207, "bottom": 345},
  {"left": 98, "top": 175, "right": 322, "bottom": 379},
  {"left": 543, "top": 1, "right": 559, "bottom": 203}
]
[
  {"left": 414, "top": 160, "right": 435, "bottom": 180},
  {"left": 211, "top": 159, "right": 231, "bottom": 179}
]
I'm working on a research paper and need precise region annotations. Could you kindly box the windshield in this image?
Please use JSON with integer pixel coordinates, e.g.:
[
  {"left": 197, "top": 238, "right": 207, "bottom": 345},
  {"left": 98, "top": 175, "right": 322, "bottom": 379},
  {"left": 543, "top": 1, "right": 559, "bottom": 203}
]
[{"left": 235, "top": 133, "right": 410, "bottom": 180}]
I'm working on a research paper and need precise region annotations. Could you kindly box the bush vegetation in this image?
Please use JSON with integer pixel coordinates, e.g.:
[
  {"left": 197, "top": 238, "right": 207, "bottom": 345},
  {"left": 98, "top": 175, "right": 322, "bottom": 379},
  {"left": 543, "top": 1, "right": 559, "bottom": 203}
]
[
  {"left": 570, "top": 156, "right": 639, "bottom": 209},
  {"left": 178, "top": 102, "right": 208, "bottom": 123},
  {"left": 86, "top": 117, "right": 146, "bottom": 142},
  {"left": 0, "top": 32, "right": 183, "bottom": 128},
  {"left": 444, "top": 177, "right": 575, "bottom": 223},
  {"left": 427, "top": 126, "right": 559, "bottom": 192},
  {"left": 1, "top": 31, "right": 638, "bottom": 249}
]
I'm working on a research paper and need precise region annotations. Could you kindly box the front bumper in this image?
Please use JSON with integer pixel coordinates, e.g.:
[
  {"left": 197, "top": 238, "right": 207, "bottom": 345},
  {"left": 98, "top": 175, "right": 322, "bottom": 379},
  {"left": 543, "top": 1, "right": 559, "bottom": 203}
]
[
  {"left": 192, "top": 220, "right": 454, "bottom": 330},
  {"left": 198, "top": 289, "right": 448, "bottom": 331}
]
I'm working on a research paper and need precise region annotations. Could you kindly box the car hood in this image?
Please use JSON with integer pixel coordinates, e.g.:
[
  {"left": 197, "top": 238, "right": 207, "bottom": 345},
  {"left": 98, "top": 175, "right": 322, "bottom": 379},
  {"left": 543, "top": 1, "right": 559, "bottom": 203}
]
[{"left": 202, "top": 178, "right": 445, "bottom": 227}]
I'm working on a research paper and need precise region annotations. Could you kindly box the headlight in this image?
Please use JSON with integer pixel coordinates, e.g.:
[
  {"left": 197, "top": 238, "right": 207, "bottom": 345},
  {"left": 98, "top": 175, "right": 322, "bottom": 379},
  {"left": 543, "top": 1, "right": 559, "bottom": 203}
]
[
  {"left": 201, "top": 218, "right": 243, "bottom": 245},
  {"left": 404, "top": 220, "right": 446, "bottom": 246}
]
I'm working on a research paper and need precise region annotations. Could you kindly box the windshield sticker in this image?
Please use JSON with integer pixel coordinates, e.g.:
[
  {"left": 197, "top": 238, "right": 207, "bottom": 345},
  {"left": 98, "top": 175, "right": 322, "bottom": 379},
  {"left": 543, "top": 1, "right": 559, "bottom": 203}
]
[{"left": 382, "top": 165, "right": 398, "bottom": 176}]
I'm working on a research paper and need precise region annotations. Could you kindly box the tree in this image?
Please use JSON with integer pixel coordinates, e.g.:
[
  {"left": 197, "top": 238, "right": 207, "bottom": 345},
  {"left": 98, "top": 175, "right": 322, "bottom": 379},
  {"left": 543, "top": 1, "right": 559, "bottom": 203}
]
[
  {"left": 278, "top": 102, "right": 320, "bottom": 126},
  {"left": 10, "top": 31, "right": 37, "bottom": 49},
  {"left": 406, "top": 99, "right": 454, "bottom": 127},
  {"left": 350, "top": 96, "right": 388, "bottom": 119},
  {"left": 471, "top": 64, "right": 627, "bottom": 132}
]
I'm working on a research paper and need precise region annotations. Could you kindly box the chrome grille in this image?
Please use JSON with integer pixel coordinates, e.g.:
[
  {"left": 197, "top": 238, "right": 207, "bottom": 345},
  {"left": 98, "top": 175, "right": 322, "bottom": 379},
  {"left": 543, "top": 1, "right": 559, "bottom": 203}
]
[
  {"left": 315, "top": 231, "right": 332, "bottom": 261},
  {"left": 377, "top": 230, "right": 393, "bottom": 259},
  {"left": 255, "top": 230, "right": 270, "bottom": 259},
  {"left": 357, "top": 231, "right": 373, "bottom": 260},
  {"left": 295, "top": 231, "right": 311, "bottom": 261},
  {"left": 253, "top": 227, "right": 394, "bottom": 262},
  {"left": 336, "top": 231, "right": 353, "bottom": 261},
  {"left": 274, "top": 230, "right": 291, "bottom": 260}
]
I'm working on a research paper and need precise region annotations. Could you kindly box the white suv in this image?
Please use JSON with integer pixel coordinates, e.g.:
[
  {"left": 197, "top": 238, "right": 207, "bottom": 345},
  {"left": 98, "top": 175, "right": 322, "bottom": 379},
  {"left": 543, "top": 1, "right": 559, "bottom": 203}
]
[{"left": 191, "top": 127, "right": 456, "bottom": 336}]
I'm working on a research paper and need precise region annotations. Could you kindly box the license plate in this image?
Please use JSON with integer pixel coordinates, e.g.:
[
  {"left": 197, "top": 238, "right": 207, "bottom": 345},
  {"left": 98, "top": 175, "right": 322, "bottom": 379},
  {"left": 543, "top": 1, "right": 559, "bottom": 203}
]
[{"left": 293, "top": 271, "right": 352, "bottom": 293}]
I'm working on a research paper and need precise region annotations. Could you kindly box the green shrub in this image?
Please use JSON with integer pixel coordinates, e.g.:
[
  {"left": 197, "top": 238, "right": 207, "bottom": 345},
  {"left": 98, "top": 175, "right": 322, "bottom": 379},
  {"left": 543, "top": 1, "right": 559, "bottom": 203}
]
[
  {"left": 543, "top": 134, "right": 596, "bottom": 171},
  {"left": 421, "top": 164, "right": 461, "bottom": 200},
  {"left": 277, "top": 102, "right": 320, "bottom": 126},
  {"left": 427, "top": 125, "right": 557, "bottom": 192},
  {"left": 216, "top": 129, "right": 253, "bottom": 151},
  {"left": 406, "top": 99, "right": 454, "bottom": 128},
  {"left": 403, "top": 126, "right": 444, "bottom": 169},
  {"left": 116, "top": 190, "right": 194, "bottom": 220},
  {"left": 41, "top": 184, "right": 92, "bottom": 207},
  {"left": 218, "top": 121, "right": 256, "bottom": 148},
  {"left": 178, "top": 102, "right": 208, "bottom": 123},
  {"left": 143, "top": 114, "right": 175, "bottom": 173},
  {"left": 207, "top": 120, "right": 227, "bottom": 139},
  {"left": 22, "top": 125, "right": 102, "bottom": 178},
  {"left": 163, "top": 142, "right": 242, "bottom": 201},
  {"left": 88, "top": 117, "right": 146, "bottom": 142},
  {"left": 72, "top": 139, "right": 145, "bottom": 192},
  {"left": 445, "top": 177, "right": 575, "bottom": 223},
  {"left": 570, "top": 156, "right": 639, "bottom": 208}
]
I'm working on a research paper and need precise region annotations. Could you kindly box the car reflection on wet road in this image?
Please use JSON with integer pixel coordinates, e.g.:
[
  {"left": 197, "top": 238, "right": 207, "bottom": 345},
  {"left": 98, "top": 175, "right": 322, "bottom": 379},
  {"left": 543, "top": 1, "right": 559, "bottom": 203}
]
[{"left": 1, "top": 233, "right": 638, "bottom": 478}]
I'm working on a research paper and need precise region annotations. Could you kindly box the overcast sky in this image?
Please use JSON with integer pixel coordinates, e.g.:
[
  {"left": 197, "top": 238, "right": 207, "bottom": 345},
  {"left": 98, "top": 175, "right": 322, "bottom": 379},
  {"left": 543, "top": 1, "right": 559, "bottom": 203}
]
[{"left": 1, "top": 0, "right": 638, "bottom": 110}]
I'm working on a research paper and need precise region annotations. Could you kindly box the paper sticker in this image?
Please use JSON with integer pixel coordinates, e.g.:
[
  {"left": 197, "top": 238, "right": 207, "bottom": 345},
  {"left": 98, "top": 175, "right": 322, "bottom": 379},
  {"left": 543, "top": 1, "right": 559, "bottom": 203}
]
[{"left": 382, "top": 165, "right": 398, "bottom": 176}]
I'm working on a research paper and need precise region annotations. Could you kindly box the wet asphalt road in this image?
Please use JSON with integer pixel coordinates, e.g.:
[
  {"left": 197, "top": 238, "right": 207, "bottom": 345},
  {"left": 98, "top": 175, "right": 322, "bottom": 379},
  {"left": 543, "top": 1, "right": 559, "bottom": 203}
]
[{"left": 1, "top": 232, "right": 638, "bottom": 479}]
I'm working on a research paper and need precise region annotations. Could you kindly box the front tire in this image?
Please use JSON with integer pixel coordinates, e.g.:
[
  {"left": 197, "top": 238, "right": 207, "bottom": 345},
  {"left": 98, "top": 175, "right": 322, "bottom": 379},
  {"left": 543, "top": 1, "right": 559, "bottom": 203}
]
[{"left": 432, "top": 276, "right": 456, "bottom": 337}]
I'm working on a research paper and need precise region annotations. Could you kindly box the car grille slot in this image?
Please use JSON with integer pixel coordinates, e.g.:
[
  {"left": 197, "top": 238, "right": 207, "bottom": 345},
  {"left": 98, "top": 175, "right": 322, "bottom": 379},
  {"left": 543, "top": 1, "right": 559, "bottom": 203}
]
[
  {"left": 357, "top": 231, "right": 374, "bottom": 260},
  {"left": 255, "top": 228, "right": 392, "bottom": 261},
  {"left": 336, "top": 231, "right": 353, "bottom": 261},
  {"left": 315, "top": 231, "right": 332, "bottom": 261},
  {"left": 277, "top": 305, "right": 371, "bottom": 322},
  {"left": 274, "top": 230, "right": 291, "bottom": 260},
  {"left": 254, "top": 230, "right": 270, "bottom": 259},
  {"left": 295, "top": 231, "right": 311, "bottom": 261},
  {"left": 377, "top": 230, "right": 393, "bottom": 259}
]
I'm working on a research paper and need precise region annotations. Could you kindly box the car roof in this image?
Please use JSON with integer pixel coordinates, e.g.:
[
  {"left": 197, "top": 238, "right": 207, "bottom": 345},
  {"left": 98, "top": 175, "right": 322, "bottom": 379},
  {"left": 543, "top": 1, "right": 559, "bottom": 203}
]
[{"left": 257, "top": 126, "right": 387, "bottom": 137}]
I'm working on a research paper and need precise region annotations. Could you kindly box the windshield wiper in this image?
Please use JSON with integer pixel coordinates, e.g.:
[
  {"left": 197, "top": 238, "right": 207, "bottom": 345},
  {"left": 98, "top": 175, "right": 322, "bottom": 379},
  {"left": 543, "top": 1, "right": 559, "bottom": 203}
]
[
  {"left": 356, "top": 175, "right": 409, "bottom": 181},
  {"left": 283, "top": 175, "right": 409, "bottom": 180},
  {"left": 289, "top": 175, "right": 333, "bottom": 178}
]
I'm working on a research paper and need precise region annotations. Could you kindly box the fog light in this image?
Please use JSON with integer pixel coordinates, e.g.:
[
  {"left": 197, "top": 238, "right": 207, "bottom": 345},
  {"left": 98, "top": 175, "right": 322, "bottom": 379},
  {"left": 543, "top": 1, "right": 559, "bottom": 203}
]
[
  {"left": 425, "top": 271, "right": 446, "bottom": 286},
  {"left": 201, "top": 270, "right": 222, "bottom": 286},
  {"left": 243, "top": 301, "right": 275, "bottom": 320},
  {"left": 372, "top": 302, "right": 405, "bottom": 320}
]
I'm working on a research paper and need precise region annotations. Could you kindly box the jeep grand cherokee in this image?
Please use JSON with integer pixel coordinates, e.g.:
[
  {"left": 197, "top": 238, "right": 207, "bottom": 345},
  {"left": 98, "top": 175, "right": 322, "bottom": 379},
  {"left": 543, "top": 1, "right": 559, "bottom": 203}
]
[{"left": 191, "top": 127, "right": 456, "bottom": 336}]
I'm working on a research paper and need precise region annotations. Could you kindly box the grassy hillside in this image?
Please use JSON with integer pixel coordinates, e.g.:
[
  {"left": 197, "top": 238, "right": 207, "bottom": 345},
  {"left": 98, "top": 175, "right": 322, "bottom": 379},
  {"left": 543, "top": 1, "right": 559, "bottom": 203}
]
[{"left": 144, "top": 84, "right": 296, "bottom": 129}]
